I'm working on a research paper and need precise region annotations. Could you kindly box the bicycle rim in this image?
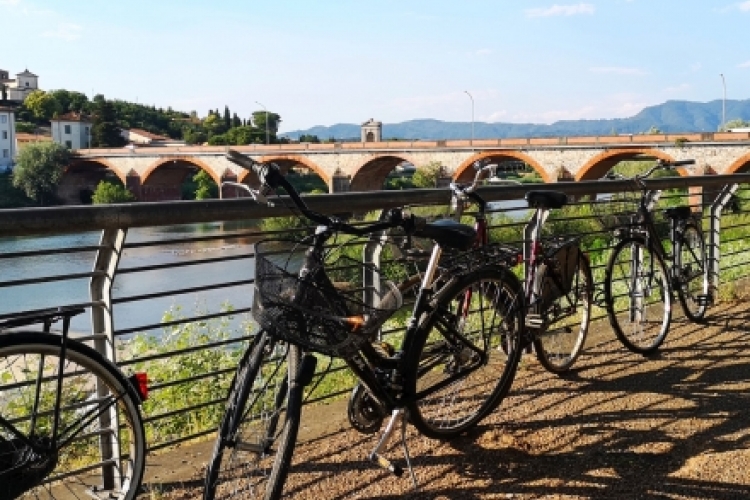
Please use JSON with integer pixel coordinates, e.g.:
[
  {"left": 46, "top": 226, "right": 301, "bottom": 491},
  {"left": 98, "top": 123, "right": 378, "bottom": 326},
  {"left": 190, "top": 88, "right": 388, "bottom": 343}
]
[
  {"left": 534, "top": 251, "right": 592, "bottom": 373},
  {"left": 0, "top": 333, "right": 145, "bottom": 500},
  {"left": 676, "top": 223, "right": 709, "bottom": 321},
  {"left": 606, "top": 238, "right": 672, "bottom": 354},
  {"left": 203, "top": 331, "right": 301, "bottom": 500},
  {"left": 407, "top": 267, "right": 523, "bottom": 439}
]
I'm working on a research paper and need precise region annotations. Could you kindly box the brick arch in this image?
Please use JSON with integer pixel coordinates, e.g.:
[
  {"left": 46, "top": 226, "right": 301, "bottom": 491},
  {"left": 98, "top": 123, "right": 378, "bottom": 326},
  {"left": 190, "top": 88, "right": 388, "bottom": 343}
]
[
  {"left": 141, "top": 156, "right": 221, "bottom": 186},
  {"left": 350, "top": 154, "right": 417, "bottom": 192},
  {"left": 575, "top": 149, "right": 681, "bottom": 181},
  {"left": 65, "top": 158, "right": 127, "bottom": 185},
  {"left": 724, "top": 152, "right": 750, "bottom": 174},
  {"left": 239, "top": 155, "right": 329, "bottom": 187},
  {"left": 454, "top": 151, "right": 550, "bottom": 182}
]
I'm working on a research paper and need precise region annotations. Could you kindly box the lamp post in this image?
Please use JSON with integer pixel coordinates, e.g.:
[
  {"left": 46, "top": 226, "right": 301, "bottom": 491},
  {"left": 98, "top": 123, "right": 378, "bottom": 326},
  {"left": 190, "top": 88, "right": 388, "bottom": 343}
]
[
  {"left": 256, "top": 101, "right": 269, "bottom": 145},
  {"left": 464, "top": 90, "right": 474, "bottom": 147},
  {"left": 720, "top": 74, "right": 726, "bottom": 131}
]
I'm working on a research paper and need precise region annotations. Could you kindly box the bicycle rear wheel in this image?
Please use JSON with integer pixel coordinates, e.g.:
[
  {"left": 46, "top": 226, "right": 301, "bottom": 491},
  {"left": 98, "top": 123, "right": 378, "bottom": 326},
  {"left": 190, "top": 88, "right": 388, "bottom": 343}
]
[
  {"left": 605, "top": 238, "right": 672, "bottom": 355},
  {"left": 406, "top": 266, "right": 523, "bottom": 439},
  {"left": 676, "top": 222, "right": 709, "bottom": 322},
  {"left": 203, "top": 330, "right": 302, "bottom": 500},
  {"left": 533, "top": 249, "right": 593, "bottom": 373},
  {"left": 0, "top": 332, "right": 145, "bottom": 500}
]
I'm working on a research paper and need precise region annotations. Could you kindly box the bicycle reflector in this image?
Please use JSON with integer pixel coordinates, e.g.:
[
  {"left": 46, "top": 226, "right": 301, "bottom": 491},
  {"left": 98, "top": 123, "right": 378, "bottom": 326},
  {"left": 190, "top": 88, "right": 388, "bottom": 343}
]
[{"left": 129, "top": 373, "right": 149, "bottom": 401}]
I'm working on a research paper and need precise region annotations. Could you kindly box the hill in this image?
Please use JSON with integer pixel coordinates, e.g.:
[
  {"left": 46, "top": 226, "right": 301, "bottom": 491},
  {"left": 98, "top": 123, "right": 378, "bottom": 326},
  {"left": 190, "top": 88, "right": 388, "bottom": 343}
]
[{"left": 282, "top": 99, "right": 750, "bottom": 141}]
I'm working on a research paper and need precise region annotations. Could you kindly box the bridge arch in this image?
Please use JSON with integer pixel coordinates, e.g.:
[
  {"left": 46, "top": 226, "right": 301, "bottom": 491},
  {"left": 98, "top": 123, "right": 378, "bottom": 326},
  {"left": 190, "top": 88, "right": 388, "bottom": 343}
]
[
  {"left": 350, "top": 154, "right": 417, "bottom": 192},
  {"left": 58, "top": 158, "right": 128, "bottom": 204},
  {"left": 241, "top": 155, "right": 329, "bottom": 188},
  {"left": 575, "top": 148, "right": 680, "bottom": 181},
  {"left": 454, "top": 151, "right": 549, "bottom": 183},
  {"left": 725, "top": 152, "right": 750, "bottom": 174},
  {"left": 141, "top": 156, "right": 221, "bottom": 187}
]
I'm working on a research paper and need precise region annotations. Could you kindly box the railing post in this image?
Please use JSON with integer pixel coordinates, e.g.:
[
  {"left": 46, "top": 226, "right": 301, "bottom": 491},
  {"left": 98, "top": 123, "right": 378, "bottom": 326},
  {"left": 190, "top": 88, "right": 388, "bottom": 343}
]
[
  {"left": 89, "top": 227, "right": 127, "bottom": 491},
  {"left": 708, "top": 184, "right": 738, "bottom": 299},
  {"left": 364, "top": 211, "right": 390, "bottom": 340}
]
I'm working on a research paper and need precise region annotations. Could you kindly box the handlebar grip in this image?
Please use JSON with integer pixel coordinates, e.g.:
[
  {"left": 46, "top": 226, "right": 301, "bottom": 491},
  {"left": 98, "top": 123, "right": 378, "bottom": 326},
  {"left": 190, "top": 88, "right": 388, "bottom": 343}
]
[{"left": 226, "top": 149, "right": 261, "bottom": 173}]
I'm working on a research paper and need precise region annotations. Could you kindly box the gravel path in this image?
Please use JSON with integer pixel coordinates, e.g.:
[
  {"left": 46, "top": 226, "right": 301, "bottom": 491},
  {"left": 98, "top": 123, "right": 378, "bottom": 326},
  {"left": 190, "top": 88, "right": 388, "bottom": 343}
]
[{"left": 148, "top": 302, "right": 750, "bottom": 499}]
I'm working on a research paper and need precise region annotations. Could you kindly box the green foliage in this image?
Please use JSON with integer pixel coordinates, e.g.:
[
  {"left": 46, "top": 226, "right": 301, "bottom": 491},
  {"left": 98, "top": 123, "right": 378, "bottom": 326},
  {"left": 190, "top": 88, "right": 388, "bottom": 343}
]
[
  {"left": 13, "top": 141, "right": 70, "bottom": 203},
  {"left": 91, "top": 179, "right": 136, "bottom": 204},
  {"left": 14, "top": 121, "right": 36, "bottom": 133},
  {"left": 412, "top": 161, "right": 446, "bottom": 188},
  {"left": 719, "top": 118, "right": 750, "bottom": 132},
  {"left": 193, "top": 170, "right": 217, "bottom": 200},
  {"left": 91, "top": 99, "right": 126, "bottom": 147},
  {"left": 0, "top": 171, "right": 33, "bottom": 208},
  {"left": 299, "top": 134, "right": 321, "bottom": 143},
  {"left": 23, "top": 90, "right": 61, "bottom": 120}
]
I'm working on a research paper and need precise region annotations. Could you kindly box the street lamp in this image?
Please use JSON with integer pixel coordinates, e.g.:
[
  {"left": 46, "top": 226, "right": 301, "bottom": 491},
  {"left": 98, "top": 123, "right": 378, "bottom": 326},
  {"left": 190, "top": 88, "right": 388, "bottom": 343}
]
[
  {"left": 256, "top": 101, "right": 269, "bottom": 145},
  {"left": 464, "top": 91, "right": 474, "bottom": 147},
  {"left": 720, "top": 74, "right": 726, "bottom": 131}
]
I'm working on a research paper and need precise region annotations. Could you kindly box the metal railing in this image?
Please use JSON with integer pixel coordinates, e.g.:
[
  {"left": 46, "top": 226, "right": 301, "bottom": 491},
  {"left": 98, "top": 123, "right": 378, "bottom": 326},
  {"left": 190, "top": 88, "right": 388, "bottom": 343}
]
[{"left": 2, "top": 173, "right": 750, "bottom": 462}]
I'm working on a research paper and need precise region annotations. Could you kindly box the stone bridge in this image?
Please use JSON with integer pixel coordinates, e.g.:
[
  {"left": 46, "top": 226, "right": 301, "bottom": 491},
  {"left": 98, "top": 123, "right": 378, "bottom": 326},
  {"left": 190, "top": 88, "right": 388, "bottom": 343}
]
[{"left": 62, "top": 132, "right": 750, "bottom": 203}]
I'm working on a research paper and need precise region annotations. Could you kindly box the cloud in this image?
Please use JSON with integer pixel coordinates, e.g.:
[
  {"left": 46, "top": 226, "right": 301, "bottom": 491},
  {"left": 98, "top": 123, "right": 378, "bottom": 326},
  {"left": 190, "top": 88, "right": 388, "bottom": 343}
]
[
  {"left": 740, "top": 1, "right": 750, "bottom": 11},
  {"left": 0, "top": 0, "right": 21, "bottom": 5},
  {"left": 42, "top": 22, "right": 82, "bottom": 41},
  {"left": 525, "top": 3, "right": 595, "bottom": 17},
  {"left": 739, "top": 60, "right": 750, "bottom": 68},
  {"left": 589, "top": 66, "right": 647, "bottom": 75}
]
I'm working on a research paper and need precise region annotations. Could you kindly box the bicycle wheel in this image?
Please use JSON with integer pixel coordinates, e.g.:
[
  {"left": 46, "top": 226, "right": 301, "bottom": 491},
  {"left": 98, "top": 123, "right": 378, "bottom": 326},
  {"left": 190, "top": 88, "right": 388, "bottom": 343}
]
[
  {"left": 203, "top": 330, "right": 302, "bottom": 500},
  {"left": 675, "top": 222, "right": 709, "bottom": 322},
  {"left": 533, "top": 249, "right": 593, "bottom": 373},
  {"left": 605, "top": 237, "right": 672, "bottom": 355},
  {"left": 406, "top": 266, "right": 524, "bottom": 439},
  {"left": 0, "top": 332, "right": 145, "bottom": 500}
]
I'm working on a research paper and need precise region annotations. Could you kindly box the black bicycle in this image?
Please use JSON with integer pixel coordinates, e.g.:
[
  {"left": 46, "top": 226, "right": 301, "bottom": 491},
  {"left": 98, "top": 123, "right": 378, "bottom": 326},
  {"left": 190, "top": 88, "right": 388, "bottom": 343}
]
[
  {"left": 597, "top": 158, "right": 710, "bottom": 355},
  {"left": 203, "top": 150, "right": 524, "bottom": 499},
  {"left": 0, "top": 307, "right": 147, "bottom": 500}
]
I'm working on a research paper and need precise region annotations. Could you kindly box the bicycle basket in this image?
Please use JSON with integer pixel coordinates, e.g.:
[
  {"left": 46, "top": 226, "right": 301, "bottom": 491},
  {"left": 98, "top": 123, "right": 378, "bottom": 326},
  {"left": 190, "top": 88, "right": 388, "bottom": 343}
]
[
  {"left": 539, "top": 239, "right": 580, "bottom": 309},
  {"left": 593, "top": 188, "right": 640, "bottom": 230},
  {"left": 252, "top": 239, "right": 403, "bottom": 357}
]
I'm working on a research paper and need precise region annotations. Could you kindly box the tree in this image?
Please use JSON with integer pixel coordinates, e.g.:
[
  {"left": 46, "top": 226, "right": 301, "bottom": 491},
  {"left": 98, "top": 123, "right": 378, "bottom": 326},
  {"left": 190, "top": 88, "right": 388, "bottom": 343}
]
[
  {"left": 720, "top": 119, "right": 750, "bottom": 132},
  {"left": 23, "top": 90, "right": 61, "bottom": 121},
  {"left": 412, "top": 161, "right": 446, "bottom": 188},
  {"left": 91, "top": 99, "right": 126, "bottom": 147},
  {"left": 252, "top": 111, "right": 281, "bottom": 142},
  {"left": 12, "top": 142, "right": 70, "bottom": 204},
  {"left": 91, "top": 180, "right": 136, "bottom": 204},
  {"left": 193, "top": 170, "right": 217, "bottom": 199},
  {"left": 223, "top": 106, "right": 231, "bottom": 131}
]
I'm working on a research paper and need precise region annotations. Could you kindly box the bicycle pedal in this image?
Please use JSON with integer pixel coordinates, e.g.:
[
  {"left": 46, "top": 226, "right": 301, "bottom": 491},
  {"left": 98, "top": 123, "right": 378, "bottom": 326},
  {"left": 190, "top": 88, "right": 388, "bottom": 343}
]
[{"left": 525, "top": 314, "right": 544, "bottom": 329}]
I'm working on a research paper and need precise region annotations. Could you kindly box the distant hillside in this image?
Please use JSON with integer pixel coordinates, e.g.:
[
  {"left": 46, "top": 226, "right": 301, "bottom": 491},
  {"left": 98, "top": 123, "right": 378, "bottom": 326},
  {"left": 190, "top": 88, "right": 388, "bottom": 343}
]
[{"left": 282, "top": 99, "right": 750, "bottom": 141}]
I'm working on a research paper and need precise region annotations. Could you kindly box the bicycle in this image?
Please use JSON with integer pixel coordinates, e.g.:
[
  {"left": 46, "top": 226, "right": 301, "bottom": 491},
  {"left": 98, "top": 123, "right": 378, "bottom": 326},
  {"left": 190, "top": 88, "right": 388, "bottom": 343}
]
[
  {"left": 447, "top": 161, "right": 592, "bottom": 373},
  {"left": 203, "top": 150, "right": 524, "bottom": 499},
  {"left": 597, "top": 158, "right": 710, "bottom": 355},
  {"left": 0, "top": 307, "right": 147, "bottom": 500}
]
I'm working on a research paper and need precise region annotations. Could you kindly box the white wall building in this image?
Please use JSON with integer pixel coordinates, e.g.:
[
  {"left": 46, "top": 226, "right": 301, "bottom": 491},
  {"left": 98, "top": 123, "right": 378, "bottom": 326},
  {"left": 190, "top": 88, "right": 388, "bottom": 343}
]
[
  {"left": 0, "top": 106, "right": 17, "bottom": 170},
  {"left": 51, "top": 112, "right": 92, "bottom": 150},
  {"left": 0, "top": 68, "right": 39, "bottom": 102}
]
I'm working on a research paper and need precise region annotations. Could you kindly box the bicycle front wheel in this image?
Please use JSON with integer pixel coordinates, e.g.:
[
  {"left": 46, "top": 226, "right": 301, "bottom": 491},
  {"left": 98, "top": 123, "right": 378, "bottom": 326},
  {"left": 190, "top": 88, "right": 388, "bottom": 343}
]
[
  {"left": 0, "top": 332, "right": 146, "bottom": 500},
  {"left": 676, "top": 222, "right": 709, "bottom": 322},
  {"left": 203, "top": 330, "right": 302, "bottom": 500},
  {"left": 406, "top": 266, "right": 523, "bottom": 439},
  {"left": 533, "top": 249, "right": 593, "bottom": 373},
  {"left": 605, "top": 238, "right": 672, "bottom": 355}
]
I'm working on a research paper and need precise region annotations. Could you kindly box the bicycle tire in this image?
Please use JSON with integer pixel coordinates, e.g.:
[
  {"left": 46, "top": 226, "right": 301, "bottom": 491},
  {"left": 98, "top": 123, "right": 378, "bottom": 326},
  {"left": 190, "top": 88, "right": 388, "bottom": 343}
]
[
  {"left": 405, "top": 266, "right": 524, "bottom": 439},
  {"left": 675, "top": 222, "right": 709, "bottom": 322},
  {"left": 203, "top": 330, "right": 302, "bottom": 500},
  {"left": 605, "top": 237, "right": 672, "bottom": 355},
  {"left": 533, "top": 249, "right": 593, "bottom": 373},
  {"left": 0, "top": 332, "right": 146, "bottom": 500}
]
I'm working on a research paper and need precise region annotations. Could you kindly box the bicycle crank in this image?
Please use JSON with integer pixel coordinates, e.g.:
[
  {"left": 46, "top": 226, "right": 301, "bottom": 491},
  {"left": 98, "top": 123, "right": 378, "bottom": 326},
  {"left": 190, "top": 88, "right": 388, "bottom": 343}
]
[{"left": 347, "top": 383, "right": 386, "bottom": 434}]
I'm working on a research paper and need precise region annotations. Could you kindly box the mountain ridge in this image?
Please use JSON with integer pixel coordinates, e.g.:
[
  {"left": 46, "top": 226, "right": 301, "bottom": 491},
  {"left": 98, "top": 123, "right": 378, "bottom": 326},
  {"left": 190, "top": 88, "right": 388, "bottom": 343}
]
[{"left": 282, "top": 99, "right": 750, "bottom": 141}]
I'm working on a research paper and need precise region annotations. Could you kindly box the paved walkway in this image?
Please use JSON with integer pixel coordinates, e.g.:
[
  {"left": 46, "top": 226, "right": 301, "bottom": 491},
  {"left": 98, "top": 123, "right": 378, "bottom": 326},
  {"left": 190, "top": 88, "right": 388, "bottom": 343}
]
[{"left": 142, "top": 302, "right": 750, "bottom": 499}]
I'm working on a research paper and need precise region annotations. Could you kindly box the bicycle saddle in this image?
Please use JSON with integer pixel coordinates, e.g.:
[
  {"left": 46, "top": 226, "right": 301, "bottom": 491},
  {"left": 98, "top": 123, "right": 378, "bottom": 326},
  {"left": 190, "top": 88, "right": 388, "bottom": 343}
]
[
  {"left": 664, "top": 206, "right": 692, "bottom": 219},
  {"left": 525, "top": 191, "right": 568, "bottom": 210},
  {"left": 413, "top": 218, "right": 477, "bottom": 251}
]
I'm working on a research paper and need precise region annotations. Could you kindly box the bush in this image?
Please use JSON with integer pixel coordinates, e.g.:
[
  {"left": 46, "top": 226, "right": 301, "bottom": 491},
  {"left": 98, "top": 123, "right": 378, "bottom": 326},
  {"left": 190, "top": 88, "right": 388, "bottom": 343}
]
[{"left": 91, "top": 180, "right": 136, "bottom": 204}]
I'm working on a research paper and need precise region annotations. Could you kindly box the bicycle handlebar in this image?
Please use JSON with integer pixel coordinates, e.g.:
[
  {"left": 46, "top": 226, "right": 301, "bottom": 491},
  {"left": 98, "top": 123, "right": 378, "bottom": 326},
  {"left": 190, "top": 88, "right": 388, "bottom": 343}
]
[
  {"left": 603, "top": 158, "right": 696, "bottom": 182},
  {"left": 225, "top": 150, "right": 418, "bottom": 236}
]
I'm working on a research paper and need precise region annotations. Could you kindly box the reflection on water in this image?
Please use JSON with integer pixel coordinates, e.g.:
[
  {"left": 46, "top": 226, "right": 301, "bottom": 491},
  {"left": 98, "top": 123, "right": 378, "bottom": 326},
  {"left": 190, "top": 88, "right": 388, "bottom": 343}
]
[{"left": 0, "top": 220, "right": 260, "bottom": 335}]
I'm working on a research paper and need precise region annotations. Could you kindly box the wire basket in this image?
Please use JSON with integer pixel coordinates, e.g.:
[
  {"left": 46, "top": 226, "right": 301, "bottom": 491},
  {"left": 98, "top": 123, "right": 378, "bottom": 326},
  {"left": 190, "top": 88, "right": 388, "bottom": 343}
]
[
  {"left": 593, "top": 189, "right": 641, "bottom": 230},
  {"left": 252, "top": 239, "right": 403, "bottom": 357}
]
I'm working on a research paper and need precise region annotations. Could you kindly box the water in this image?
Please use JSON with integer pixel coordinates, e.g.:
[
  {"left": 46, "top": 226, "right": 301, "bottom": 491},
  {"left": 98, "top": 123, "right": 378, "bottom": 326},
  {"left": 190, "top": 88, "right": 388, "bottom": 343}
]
[{"left": 0, "top": 221, "right": 260, "bottom": 335}]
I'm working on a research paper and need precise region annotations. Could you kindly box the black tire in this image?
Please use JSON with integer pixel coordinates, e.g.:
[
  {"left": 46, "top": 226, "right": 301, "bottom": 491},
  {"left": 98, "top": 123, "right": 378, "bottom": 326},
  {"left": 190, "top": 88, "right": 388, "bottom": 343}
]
[
  {"left": 675, "top": 222, "right": 709, "bottom": 322},
  {"left": 605, "top": 238, "right": 672, "bottom": 355},
  {"left": 0, "top": 332, "right": 146, "bottom": 500},
  {"left": 533, "top": 249, "right": 593, "bottom": 373},
  {"left": 203, "top": 331, "right": 302, "bottom": 500},
  {"left": 406, "top": 266, "right": 523, "bottom": 439}
]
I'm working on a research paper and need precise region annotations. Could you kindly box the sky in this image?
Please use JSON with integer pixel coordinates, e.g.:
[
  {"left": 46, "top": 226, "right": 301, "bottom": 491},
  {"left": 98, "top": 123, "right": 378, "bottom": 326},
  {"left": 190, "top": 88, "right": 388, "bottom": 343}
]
[{"left": 1, "top": 0, "right": 749, "bottom": 133}]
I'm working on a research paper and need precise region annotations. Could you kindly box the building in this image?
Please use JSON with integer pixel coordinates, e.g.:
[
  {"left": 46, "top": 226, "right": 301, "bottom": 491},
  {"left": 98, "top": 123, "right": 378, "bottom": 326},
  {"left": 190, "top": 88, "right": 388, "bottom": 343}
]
[
  {"left": 121, "top": 128, "right": 185, "bottom": 147},
  {"left": 0, "top": 105, "right": 17, "bottom": 170},
  {"left": 361, "top": 118, "right": 382, "bottom": 142},
  {"left": 51, "top": 112, "right": 92, "bottom": 149},
  {"left": 0, "top": 68, "right": 39, "bottom": 102}
]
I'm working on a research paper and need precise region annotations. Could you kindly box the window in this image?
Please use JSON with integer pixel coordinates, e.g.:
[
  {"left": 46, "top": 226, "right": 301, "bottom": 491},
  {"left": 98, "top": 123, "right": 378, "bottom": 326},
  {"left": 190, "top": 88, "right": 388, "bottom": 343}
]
[
  {"left": 85, "top": 127, "right": 89, "bottom": 135},
  {"left": 1, "top": 131, "right": 6, "bottom": 139},
  {"left": 65, "top": 141, "right": 72, "bottom": 149},
  {"left": 64, "top": 125, "right": 71, "bottom": 134},
  {"left": 0, "top": 115, "right": 6, "bottom": 124},
  {"left": 2, "top": 150, "right": 8, "bottom": 158}
]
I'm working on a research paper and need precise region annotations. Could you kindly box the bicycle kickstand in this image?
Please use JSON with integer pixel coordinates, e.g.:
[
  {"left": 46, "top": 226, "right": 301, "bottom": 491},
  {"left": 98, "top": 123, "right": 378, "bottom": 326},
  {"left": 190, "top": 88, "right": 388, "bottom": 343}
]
[{"left": 369, "top": 408, "right": 418, "bottom": 490}]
